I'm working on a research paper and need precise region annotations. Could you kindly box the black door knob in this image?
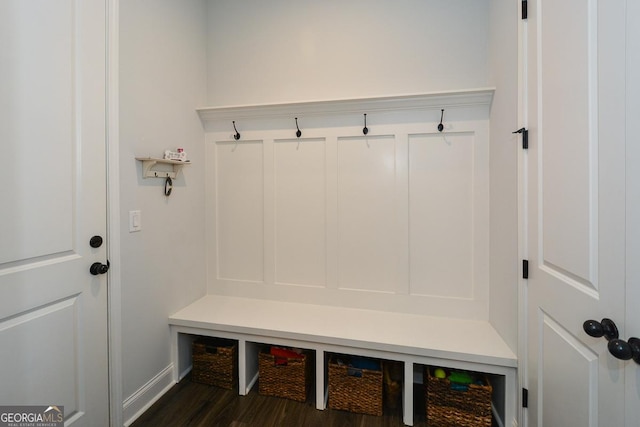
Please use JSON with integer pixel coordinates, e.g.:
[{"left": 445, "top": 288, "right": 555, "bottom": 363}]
[
  {"left": 583, "top": 318, "right": 619, "bottom": 341},
  {"left": 608, "top": 339, "right": 633, "bottom": 360},
  {"left": 90, "top": 261, "right": 109, "bottom": 276},
  {"left": 584, "top": 318, "right": 640, "bottom": 365},
  {"left": 90, "top": 236, "right": 103, "bottom": 248},
  {"left": 608, "top": 337, "right": 640, "bottom": 364}
]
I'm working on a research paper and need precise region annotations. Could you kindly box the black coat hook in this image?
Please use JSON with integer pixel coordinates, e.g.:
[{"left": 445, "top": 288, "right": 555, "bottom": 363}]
[
  {"left": 363, "top": 113, "right": 369, "bottom": 135},
  {"left": 232, "top": 121, "right": 241, "bottom": 140},
  {"left": 438, "top": 109, "right": 445, "bottom": 132},
  {"left": 295, "top": 117, "right": 302, "bottom": 138}
]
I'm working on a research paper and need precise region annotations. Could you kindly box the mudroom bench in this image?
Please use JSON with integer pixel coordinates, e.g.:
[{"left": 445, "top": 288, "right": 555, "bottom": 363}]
[{"left": 169, "top": 295, "right": 517, "bottom": 427}]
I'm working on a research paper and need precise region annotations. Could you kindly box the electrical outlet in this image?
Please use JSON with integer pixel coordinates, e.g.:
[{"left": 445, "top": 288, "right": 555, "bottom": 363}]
[{"left": 129, "top": 210, "right": 142, "bottom": 232}]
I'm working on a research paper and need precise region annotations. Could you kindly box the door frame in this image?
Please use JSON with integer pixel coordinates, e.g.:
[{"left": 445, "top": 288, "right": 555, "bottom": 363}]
[
  {"left": 517, "top": 0, "right": 528, "bottom": 425},
  {"left": 107, "top": 0, "right": 124, "bottom": 425}
]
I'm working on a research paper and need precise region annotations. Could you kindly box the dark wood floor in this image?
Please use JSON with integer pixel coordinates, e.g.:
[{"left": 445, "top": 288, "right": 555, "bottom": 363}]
[{"left": 131, "top": 376, "right": 428, "bottom": 427}]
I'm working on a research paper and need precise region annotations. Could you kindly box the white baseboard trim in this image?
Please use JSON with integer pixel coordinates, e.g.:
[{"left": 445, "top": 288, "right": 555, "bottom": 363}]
[
  {"left": 123, "top": 364, "right": 176, "bottom": 427},
  {"left": 246, "top": 371, "right": 259, "bottom": 393},
  {"left": 179, "top": 365, "right": 192, "bottom": 382}
]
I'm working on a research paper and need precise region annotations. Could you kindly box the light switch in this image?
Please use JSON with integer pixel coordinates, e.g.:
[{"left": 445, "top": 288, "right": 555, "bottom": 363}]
[{"left": 129, "top": 210, "right": 142, "bottom": 232}]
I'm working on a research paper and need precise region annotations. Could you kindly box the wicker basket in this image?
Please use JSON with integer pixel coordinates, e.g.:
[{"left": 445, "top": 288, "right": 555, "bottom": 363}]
[
  {"left": 191, "top": 337, "right": 237, "bottom": 390},
  {"left": 258, "top": 349, "right": 311, "bottom": 402},
  {"left": 425, "top": 368, "right": 493, "bottom": 427},
  {"left": 328, "top": 357, "right": 383, "bottom": 416}
]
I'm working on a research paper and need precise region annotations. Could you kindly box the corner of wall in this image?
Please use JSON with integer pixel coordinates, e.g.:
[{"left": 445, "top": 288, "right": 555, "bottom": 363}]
[
  {"left": 119, "top": 0, "right": 208, "bottom": 410},
  {"left": 487, "top": 0, "right": 519, "bottom": 353}
]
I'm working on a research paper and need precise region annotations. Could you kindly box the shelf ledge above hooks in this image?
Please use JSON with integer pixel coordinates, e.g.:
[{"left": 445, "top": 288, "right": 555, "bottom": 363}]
[
  {"left": 135, "top": 157, "right": 191, "bottom": 179},
  {"left": 196, "top": 88, "right": 495, "bottom": 124}
]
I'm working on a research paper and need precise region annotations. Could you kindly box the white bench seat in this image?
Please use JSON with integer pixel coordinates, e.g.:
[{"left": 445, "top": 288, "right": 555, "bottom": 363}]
[
  {"left": 170, "top": 295, "right": 516, "bottom": 367},
  {"left": 169, "top": 295, "right": 517, "bottom": 426}
]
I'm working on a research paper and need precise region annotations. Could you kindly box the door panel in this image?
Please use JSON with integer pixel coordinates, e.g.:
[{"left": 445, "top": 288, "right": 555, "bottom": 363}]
[
  {"left": 0, "top": 1, "right": 108, "bottom": 425},
  {"left": 0, "top": 1, "right": 75, "bottom": 264},
  {"left": 540, "top": 0, "right": 596, "bottom": 287},
  {"left": 0, "top": 298, "right": 80, "bottom": 411},
  {"left": 540, "top": 312, "right": 598, "bottom": 427},
  {"left": 526, "top": 1, "right": 626, "bottom": 426}
]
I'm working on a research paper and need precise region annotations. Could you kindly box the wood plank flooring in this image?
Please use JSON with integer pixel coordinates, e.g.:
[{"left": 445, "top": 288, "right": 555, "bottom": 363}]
[{"left": 131, "top": 376, "right": 428, "bottom": 427}]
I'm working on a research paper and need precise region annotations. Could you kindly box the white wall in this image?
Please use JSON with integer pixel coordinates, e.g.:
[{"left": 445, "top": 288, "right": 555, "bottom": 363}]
[
  {"left": 206, "top": 0, "right": 490, "bottom": 106},
  {"left": 119, "top": 0, "right": 207, "bottom": 413},
  {"left": 488, "top": 0, "right": 519, "bottom": 352}
]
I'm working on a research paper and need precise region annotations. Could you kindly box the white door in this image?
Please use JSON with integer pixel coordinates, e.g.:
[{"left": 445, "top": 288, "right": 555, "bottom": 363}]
[
  {"left": 525, "top": 1, "right": 627, "bottom": 426},
  {"left": 0, "top": 1, "right": 109, "bottom": 425},
  {"left": 625, "top": 2, "right": 640, "bottom": 426}
]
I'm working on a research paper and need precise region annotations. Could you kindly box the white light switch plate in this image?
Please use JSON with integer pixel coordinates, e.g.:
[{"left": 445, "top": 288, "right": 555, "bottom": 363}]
[{"left": 129, "top": 210, "right": 142, "bottom": 232}]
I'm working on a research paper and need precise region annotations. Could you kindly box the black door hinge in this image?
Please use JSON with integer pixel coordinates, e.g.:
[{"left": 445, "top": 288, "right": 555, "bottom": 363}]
[
  {"left": 513, "top": 127, "right": 529, "bottom": 149},
  {"left": 522, "top": 0, "right": 528, "bottom": 20},
  {"left": 522, "top": 388, "right": 529, "bottom": 408},
  {"left": 522, "top": 260, "right": 529, "bottom": 279}
]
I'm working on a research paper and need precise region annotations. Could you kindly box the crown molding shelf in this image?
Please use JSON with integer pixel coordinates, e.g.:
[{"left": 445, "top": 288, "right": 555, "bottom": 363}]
[{"left": 196, "top": 88, "right": 495, "bottom": 124}]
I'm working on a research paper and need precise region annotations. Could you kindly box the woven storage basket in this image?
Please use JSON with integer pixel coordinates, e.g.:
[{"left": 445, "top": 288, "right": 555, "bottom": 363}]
[
  {"left": 191, "top": 337, "right": 237, "bottom": 390},
  {"left": 328, "top": 357, "right": 383, "bottom": 416},
  {"left": 425, "top": 368, "right": 493, "bottom": 427},
  {"left": 258, "top": 349, "right": 311, "bottom": 402}
]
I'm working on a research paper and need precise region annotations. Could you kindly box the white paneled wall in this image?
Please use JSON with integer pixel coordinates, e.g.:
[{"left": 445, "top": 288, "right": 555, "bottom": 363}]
[
  {"left": 337, "top": 135, "right": 399, "bottom": 293},
  {"left": 409, "top": 133, "right": 475, "bottom": 298},
  {"left": 204, "top": 95, "right": 491, "bottom": 319},
  {"left": 274, "top": 138, "right": 327, "bottom": 287},
  {"left": 215, "top": 141, "right": 264, "bottom": 282}
]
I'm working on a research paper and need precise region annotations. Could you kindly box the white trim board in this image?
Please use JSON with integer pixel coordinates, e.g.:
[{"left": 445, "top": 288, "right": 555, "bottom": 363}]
[
  {"left": 197, "top": 88, "right": 495, "bottom": 123},
  {"left": 107, "top": 0, "right": 123, "bottom": 425}
]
